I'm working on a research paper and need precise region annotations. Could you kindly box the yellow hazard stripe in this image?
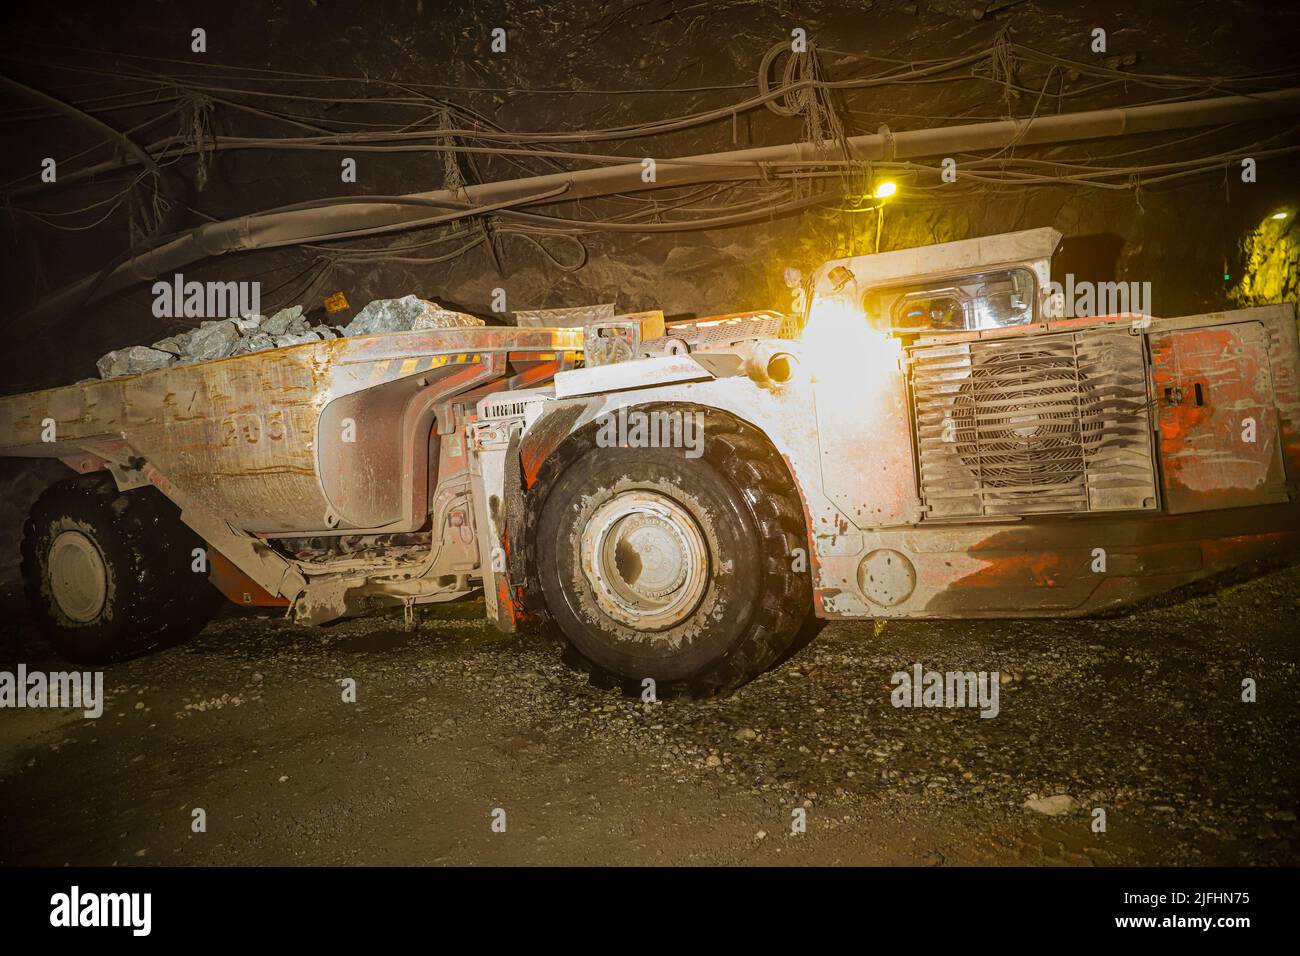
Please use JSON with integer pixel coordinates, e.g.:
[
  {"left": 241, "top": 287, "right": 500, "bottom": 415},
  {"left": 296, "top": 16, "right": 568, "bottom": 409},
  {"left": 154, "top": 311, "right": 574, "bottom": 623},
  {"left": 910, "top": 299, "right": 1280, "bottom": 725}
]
[{"left": 364, "top": 351, "right": 486, "bottom": 385}]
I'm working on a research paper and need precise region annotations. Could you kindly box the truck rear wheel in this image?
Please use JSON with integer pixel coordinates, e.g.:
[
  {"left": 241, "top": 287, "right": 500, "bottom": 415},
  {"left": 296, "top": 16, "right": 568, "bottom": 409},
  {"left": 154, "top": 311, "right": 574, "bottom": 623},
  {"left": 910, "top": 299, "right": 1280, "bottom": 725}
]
[
  {"left": 535, "top": 409, "right": 812, "bottom": 697},
  {"left": 21, "top": 473, "right": 223, "bottom": 664}
]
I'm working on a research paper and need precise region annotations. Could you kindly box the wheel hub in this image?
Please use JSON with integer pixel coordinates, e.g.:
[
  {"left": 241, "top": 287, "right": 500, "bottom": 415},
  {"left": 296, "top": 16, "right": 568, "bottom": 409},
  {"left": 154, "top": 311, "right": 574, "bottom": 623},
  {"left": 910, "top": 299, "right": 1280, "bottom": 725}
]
[
  {"left": 579, "top": 491, "right": 709, "bottom": 630},
  {"left": 48, "top": 529, "right": 108, "bottom": 623}
]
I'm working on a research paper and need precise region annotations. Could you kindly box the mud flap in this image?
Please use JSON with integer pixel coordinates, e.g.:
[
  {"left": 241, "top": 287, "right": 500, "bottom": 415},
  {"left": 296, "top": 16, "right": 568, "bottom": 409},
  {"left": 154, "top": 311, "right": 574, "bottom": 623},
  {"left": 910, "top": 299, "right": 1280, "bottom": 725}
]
[{"left": 469, "top": 419, "right": 523, "bottom": 632}]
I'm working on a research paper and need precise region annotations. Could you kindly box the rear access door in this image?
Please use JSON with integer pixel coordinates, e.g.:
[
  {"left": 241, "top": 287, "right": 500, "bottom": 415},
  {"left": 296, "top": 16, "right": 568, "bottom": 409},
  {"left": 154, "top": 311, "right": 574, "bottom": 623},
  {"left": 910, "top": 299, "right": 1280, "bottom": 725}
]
[{"left": 1150, "top": 316, "right": 1292, "bottom": 513}]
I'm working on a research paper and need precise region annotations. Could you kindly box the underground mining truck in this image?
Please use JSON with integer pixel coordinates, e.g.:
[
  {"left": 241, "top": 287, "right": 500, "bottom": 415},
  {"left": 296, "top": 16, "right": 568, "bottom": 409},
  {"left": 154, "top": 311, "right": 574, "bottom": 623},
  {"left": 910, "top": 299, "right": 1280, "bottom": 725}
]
[{"left": 3, "top": 227, "right": 1299, "bottom": 695}]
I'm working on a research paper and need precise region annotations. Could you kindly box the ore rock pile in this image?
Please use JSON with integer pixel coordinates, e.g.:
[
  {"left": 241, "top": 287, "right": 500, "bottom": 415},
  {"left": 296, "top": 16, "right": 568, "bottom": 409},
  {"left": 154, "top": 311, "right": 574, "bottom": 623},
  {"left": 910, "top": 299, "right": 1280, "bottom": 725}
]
[{"left": 95, "top": 295, "right": 485, "bottom": 379}]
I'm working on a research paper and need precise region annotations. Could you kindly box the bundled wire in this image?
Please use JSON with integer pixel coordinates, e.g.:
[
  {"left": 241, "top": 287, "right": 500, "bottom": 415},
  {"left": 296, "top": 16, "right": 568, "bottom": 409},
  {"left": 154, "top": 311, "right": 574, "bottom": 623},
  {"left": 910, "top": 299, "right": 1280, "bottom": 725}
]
[{"left": 3, "top": 25, "right": 1300, "bottom": 298}]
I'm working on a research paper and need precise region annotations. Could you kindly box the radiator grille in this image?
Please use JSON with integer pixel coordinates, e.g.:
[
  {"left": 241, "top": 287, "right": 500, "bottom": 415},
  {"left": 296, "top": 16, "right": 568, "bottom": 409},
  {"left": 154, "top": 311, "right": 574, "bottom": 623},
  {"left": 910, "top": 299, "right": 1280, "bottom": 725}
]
[{"left": 911, "top": 329, "right": 1157, "bottom": 518}]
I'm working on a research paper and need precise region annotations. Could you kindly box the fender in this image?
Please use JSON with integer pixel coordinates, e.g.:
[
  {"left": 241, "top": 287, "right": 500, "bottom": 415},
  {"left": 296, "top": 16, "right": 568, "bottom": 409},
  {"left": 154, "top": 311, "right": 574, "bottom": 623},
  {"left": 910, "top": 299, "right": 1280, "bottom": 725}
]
[{"left": 509, "top": 358, "right": 841, "bottom": 617}]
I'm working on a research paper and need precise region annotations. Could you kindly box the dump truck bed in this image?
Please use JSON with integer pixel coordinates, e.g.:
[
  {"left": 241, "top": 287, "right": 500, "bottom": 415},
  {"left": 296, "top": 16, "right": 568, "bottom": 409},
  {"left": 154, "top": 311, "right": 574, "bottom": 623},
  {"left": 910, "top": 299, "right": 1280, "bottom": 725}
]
[{"left": 0, "top": 325, "right": 582, "bottom": 534}]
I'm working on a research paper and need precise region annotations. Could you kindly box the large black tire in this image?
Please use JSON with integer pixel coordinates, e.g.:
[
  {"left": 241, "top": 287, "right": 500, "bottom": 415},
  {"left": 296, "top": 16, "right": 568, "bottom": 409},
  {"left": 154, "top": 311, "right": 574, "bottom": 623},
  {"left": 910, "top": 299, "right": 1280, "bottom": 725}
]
[
  {"left": 21, "top": 473, "right": 223, "bottom": 664},
  {"left": 534, "top": 407, "right": 813, "bottom": 697}
]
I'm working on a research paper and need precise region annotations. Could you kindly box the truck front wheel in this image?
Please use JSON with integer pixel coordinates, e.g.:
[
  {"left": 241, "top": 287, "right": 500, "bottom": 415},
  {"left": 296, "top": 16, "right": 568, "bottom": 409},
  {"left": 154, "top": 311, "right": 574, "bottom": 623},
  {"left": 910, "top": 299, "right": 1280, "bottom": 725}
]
[
  {"left": 535, "top": 410, "right": 813, "bottom": 697},
  {"left": 21, "top": 473, "right": 223, "bottom": 664}
]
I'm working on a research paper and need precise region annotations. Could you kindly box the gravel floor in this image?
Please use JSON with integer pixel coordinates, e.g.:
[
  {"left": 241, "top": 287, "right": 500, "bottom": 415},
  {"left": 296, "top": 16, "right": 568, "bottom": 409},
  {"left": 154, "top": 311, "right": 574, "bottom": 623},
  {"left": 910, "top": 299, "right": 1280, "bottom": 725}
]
[{"left": 1, "top": 561, "right": 1297, "bottom": 866}]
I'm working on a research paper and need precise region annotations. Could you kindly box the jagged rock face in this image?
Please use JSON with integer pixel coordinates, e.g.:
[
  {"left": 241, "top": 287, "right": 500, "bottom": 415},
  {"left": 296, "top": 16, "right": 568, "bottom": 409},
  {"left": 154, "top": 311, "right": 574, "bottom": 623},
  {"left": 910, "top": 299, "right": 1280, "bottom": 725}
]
[{"left": 1232, "top": 213, "right": 1300, "bottom": 310}]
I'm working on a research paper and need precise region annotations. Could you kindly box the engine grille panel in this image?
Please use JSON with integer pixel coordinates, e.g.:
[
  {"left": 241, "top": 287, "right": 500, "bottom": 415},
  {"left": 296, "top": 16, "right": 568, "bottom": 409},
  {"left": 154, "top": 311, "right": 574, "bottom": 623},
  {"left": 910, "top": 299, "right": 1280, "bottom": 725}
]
[{"left": 911, "top": 328, "right": 1157, "bottom": 518}]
